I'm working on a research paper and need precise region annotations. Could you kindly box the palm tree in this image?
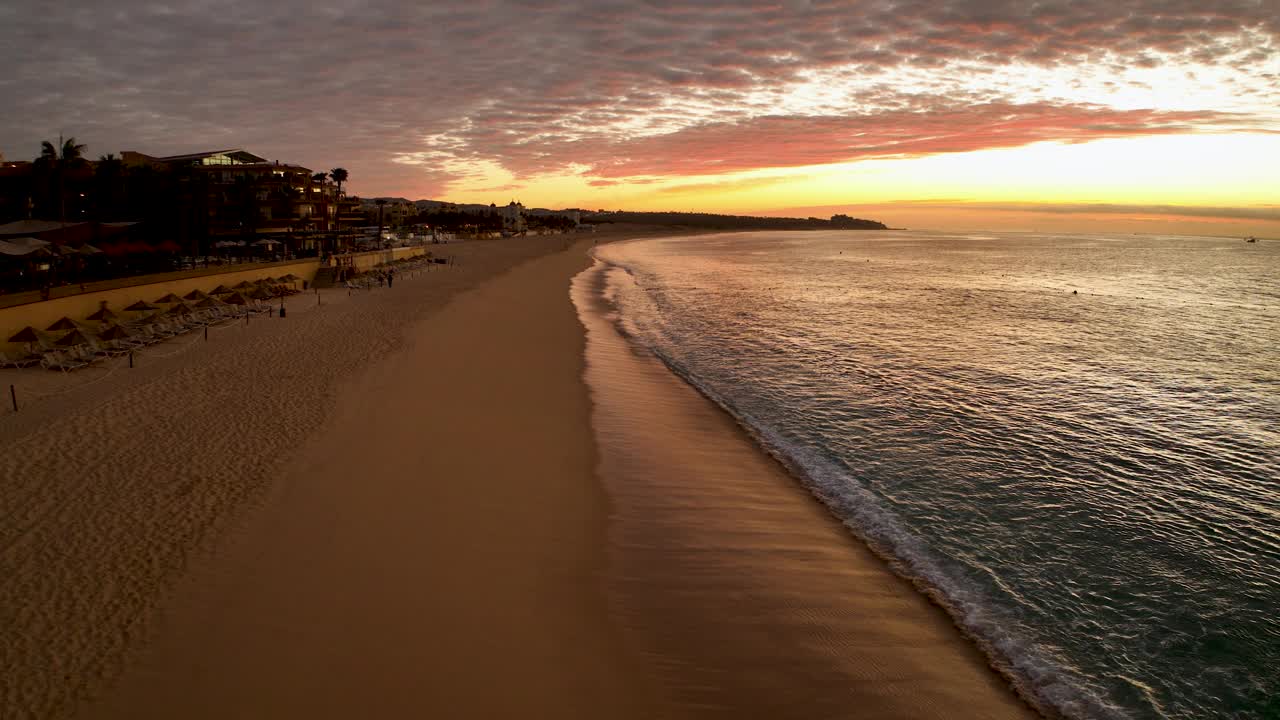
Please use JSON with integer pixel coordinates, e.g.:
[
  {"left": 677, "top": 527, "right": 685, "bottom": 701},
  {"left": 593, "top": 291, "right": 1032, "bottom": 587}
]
[
  {"left": 329, "top": 167, "right": 348, "bottom": 198},
  {"left": 36, "top": 136, "right": 88, "bottom": 221},
  {"left": 328, "top": 168, "right": 349, "bottom": 249},
  {"left": 40, "top": 136, "right": 86, "bottom": 165}
]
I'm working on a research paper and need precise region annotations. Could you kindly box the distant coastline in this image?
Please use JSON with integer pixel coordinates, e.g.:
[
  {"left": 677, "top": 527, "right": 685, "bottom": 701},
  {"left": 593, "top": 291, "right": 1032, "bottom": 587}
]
[{"left": 581, "top": 210, "right": 887, "bottom": 231}]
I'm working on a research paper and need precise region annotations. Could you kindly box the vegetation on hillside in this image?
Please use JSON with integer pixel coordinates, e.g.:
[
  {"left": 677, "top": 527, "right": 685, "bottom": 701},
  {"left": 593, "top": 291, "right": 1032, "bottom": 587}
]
[{"left": 580, "top": 210, "right": 886, "bottom": 230}]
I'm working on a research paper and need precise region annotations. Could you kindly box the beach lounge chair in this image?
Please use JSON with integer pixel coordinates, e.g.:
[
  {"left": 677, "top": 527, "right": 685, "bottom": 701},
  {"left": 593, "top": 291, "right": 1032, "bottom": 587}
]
[
  {"left": 41, "top": 350, "right": 89, "bottom": 372},
  {"left": 0, "top": 350, "right": 41, "bottom": 368},
  {"left": 68, "top": 345, "right": 101, "bottom": 366},
  {"left": 130, "top": 325, "right": 164, "bottom": 344},
  {"left": 116, "top": 334, "right": 148, "bottom": 351},
  {"left": 88, "top": 338, "right": 130, "bottom": 358}
]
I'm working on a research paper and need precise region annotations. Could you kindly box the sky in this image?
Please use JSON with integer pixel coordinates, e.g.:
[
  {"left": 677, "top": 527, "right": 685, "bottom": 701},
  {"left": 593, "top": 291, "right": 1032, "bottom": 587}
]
[{"left": 1, "top": 1, "right": 1277, "bottom": 235}]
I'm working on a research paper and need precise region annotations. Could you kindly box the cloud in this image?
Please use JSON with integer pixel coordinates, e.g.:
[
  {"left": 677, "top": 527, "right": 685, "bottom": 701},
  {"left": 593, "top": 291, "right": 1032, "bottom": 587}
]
[
  {"left": 0, "top": 0, "right": 1276, "bottom": 197},
  {"left": 567, "top": 103, "right": 1242, "bottom": 179},
  {"left": 656, "top": 174, "right": 809, "bottom": 195}
]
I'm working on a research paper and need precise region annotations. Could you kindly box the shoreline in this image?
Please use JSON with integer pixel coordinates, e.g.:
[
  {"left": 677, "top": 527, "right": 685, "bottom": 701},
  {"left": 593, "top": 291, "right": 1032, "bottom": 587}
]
[
  {"left": 583, "top": 237, "right": 1050, "bottom": 716},
  {"left": 575, "top": 251, "right": 1039, "bottom": 719},
  {"left": 6, "top": 226, "right": 1034, "bottom": 719}
]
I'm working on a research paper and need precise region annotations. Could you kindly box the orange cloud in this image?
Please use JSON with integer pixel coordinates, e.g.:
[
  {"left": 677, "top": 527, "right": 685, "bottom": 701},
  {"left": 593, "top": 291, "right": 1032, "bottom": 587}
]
[{"left": 578, "top": 103, "right": 1246, "bottom": 179}]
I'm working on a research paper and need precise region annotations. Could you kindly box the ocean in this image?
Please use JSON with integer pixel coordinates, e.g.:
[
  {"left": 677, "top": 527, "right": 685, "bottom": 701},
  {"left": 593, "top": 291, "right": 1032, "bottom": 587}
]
[{"left": 581, "top": 231, "right": 1278, "bottom": 720}]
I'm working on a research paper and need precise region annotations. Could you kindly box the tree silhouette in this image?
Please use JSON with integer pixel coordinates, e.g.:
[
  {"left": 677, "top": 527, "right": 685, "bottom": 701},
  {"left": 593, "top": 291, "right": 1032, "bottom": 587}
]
[
  {"left": 329, "top": 167, "right": 348, "bottom": 197},
  {"left": 35, "top": 136, "right": 88, "bottom": 221}
]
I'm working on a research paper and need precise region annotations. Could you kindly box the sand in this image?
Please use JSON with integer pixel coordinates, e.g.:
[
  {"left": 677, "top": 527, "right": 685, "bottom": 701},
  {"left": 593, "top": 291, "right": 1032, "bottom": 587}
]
[
  {"left": 1, "top": 234, "right": 640, "bottom": 719},
  {"left": 2, "top": 227, "right": 1037, "bottom": 719}
]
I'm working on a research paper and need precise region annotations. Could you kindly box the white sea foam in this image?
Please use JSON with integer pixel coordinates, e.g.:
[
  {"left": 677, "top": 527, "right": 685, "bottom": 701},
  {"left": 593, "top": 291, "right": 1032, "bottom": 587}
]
[
  {"left": 659, "top": 347, "right": 1127, "bottom": 720},
  {"left": 594, "top": 250, "right": 1130, "bottom": 720},
  {"left": 593, "top": 231, "right": 1280, "bottom": 719}
]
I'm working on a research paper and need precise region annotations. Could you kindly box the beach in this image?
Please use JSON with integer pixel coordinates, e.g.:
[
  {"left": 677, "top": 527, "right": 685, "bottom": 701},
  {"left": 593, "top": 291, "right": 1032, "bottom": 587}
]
[{"left": 3, "top": 228, "right": 1034, "bottom": 719}]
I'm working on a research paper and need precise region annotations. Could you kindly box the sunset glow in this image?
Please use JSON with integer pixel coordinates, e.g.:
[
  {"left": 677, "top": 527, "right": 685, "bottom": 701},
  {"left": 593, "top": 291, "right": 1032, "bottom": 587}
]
[{"left": 2, "top": 1, "right": 1277, "bottom": 235}]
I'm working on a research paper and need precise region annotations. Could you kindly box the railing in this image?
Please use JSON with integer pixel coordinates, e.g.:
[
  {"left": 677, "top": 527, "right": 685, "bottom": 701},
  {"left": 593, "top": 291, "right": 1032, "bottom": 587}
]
[{"left": 0, "top": 256, "right": 320, "bottom": 311}]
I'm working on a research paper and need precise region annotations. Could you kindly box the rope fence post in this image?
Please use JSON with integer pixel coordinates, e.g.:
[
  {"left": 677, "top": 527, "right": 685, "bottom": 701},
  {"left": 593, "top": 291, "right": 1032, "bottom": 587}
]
[{"left": 9, "top": 384, "right": 16, "bottom": 413}]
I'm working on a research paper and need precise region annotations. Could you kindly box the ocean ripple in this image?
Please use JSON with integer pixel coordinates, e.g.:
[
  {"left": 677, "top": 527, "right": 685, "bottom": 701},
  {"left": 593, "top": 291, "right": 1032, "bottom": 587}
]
[{"left": 597, "top": 231, "right": 1280, "bottom": 720}]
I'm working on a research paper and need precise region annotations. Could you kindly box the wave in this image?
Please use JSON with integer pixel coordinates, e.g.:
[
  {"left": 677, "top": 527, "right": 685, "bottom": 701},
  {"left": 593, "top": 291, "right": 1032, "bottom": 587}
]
[{"left": 590, "top": 253, "right": 1127, "bottom": 720}]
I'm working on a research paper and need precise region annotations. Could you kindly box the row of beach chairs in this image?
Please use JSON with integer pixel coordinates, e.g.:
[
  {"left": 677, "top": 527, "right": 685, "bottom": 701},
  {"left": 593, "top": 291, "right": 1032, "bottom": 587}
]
[
  {"left": 341, "top": 257, "right": 442, "bottom": 292},
  {"left": 1, "top": 302, "right": 273, "bottom": 373}
]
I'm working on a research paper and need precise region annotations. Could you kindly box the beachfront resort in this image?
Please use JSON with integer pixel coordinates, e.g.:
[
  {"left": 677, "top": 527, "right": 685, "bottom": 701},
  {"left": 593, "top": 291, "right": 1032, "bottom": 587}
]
[
  {"left": 0, "top": 139, "right": 593, "bottom": 380},
  {"left": 0, "top": 141, "right": 581, "bottom": 298}
]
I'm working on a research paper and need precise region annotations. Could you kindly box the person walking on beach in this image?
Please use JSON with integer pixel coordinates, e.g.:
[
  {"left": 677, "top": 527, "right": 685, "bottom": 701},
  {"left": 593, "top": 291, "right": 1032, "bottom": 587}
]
[{"left": 387, "top": 268, "right": 394, "bottom": 288}]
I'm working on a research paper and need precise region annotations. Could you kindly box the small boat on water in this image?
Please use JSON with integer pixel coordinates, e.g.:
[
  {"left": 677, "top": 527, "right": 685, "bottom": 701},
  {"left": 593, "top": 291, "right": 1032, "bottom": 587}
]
[{"left": 1245, "top": 236, "right": 1258, "bottom": 243}]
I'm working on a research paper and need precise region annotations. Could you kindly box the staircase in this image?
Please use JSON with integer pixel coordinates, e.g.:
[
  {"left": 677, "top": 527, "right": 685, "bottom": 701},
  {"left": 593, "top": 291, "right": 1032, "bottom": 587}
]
[{"left": 310, "top": 266, "right": 338, "bottom": 289}]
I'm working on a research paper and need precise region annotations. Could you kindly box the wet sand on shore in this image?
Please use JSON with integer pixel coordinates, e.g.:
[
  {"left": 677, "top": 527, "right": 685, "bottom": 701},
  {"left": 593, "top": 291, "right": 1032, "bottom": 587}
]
[
  {"left": 575, "top": 255, "right": 1040, "bottom": 719},
  {"left": 5, "top": 226, "right": 1036, "bottom": 719}
]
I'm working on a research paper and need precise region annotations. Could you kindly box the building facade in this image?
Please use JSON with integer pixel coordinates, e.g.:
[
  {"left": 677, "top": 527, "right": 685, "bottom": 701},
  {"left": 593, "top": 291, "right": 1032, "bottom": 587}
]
[
  {"left": 122, "top": 149, "right": 347, "bottom": 247},
  {"left": 496, "top": 201, "right": 526, "bottom": 234}
]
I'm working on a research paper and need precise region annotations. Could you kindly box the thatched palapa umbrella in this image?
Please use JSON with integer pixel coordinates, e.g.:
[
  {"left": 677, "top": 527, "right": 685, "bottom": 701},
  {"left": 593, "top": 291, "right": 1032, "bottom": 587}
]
[
  {"left": 162, "top": 302, "right": 194, "bottom": 317},
  {"left": 193, "top": 296, "right": 224, "bottom": 308},
  {"left": 232, "top": 280, "right": 255, "bottom": 290},
  {"left": 183, "top": 289, "right": 208, "bottom": 301},
  {"left": 46, "top": 316, "right": 81, "bottom": 331},
  {"left": 86, "top": 306, "right": 117, "bottom": 322},
  {"left": 210, "top": 284, "right": 233, "bottom": 295},
  {"left": 125, "top": 300, "right": 158, "bottom": 312},
  {"left": 8, "top": 326, "right": 44, "bottom": 353},
  {"left": 221, "top": 292, "right": 248, "bottom": 305},
  {"left": 55, "top": 328, "right": 93, "bottom": 346},
  {"left": 155, "top": 292, "right": 183, "bottom": 304},
  {"left": 8, "top": 326, "right": 43, "bottom": 343},
  {"left": 250, "top": 288, "right": 274, "bottom": 301},
  {"left": 99, "top": 324, "right": 133, "bottom": 340}
]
